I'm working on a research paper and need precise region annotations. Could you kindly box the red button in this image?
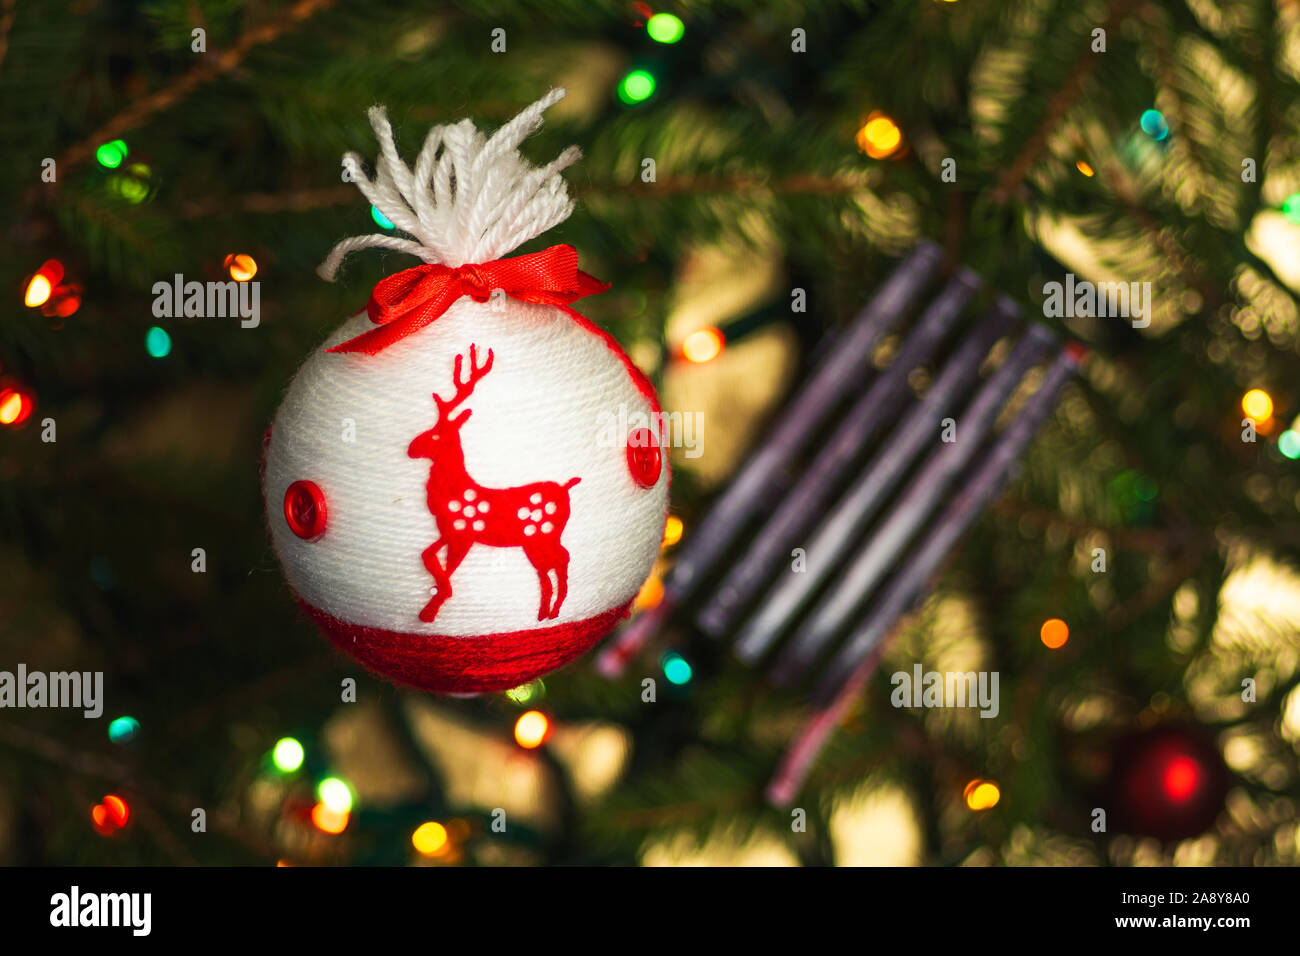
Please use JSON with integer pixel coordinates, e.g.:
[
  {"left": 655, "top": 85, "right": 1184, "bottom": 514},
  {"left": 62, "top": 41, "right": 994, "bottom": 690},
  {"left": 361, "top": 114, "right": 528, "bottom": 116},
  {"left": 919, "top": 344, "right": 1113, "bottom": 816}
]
[
  {"left": 284, "top": 480, "right": 328, "bottom": 540},
  {"left": 626, "top": 428, "right": 661, "bottom": 488}
]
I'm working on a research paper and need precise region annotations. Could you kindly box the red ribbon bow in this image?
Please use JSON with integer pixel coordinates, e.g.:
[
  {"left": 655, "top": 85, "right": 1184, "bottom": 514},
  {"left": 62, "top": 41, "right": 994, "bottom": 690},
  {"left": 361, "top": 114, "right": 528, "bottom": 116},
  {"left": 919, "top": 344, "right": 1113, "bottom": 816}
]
[{"left": 328, "top": 244, "right": 609, "bottom": 355}]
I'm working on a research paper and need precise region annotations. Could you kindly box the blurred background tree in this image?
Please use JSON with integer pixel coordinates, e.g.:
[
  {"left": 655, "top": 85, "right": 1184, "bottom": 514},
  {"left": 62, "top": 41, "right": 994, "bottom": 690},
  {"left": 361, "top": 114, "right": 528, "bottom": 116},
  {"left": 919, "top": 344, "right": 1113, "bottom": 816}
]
[{"left": 2, "top": 0, "right": 1300, "bottom": 866}]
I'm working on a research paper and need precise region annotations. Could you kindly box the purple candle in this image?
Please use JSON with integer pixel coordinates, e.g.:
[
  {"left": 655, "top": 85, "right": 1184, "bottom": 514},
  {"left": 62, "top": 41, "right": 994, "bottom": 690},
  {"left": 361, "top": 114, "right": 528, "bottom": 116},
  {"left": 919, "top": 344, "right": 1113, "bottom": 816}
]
[
  {"left": 597, "top": 242, "right": 945, "bottom": 675},
  {"left": 770, "top": 322, "right": 1056, "bottom": 682},
  {"left": 733, "top": 299, "right": 1025, "bottom": 665},
  {"left": 696, "top": 269, "right": 983, "bottom": 638}
]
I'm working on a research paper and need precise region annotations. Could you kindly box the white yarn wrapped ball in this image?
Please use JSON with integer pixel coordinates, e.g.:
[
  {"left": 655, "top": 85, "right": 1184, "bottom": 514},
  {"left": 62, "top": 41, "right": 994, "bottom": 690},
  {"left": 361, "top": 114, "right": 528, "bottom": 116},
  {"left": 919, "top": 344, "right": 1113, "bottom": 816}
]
[{"left": 263, "top": 90, "right": 668, "bottom": 694}]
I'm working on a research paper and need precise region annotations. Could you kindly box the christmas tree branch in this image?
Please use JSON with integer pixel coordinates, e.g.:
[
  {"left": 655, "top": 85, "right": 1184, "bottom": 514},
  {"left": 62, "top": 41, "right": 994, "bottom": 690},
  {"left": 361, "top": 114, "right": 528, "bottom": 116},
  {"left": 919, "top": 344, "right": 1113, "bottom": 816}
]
[
  {"left": 993, "top": 0, "right": 1134, "bottom": 205},
  {"left": 55, "top": 0, "right": 337, "bottom": 175}
]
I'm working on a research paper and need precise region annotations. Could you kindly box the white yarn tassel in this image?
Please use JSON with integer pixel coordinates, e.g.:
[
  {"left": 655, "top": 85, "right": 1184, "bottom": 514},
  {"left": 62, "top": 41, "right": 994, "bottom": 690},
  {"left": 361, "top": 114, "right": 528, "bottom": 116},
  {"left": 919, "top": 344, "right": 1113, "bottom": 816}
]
[{"left": 317, "top": 88, "right": 579, "bottom": 280}]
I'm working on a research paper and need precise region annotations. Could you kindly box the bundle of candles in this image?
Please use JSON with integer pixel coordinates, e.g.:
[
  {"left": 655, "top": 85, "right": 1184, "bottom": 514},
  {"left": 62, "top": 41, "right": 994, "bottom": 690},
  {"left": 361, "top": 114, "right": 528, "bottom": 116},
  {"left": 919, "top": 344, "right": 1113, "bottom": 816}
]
[{"left": 597, "top": 241, "right": 1083, "bottom": 803}]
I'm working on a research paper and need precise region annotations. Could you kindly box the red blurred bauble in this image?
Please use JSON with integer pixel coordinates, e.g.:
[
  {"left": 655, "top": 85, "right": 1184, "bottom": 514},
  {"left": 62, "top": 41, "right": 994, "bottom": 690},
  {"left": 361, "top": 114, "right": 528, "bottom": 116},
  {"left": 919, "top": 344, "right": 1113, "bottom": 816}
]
[{"left": 1109, "top": 725, "right": 1228, "bottom": 841}]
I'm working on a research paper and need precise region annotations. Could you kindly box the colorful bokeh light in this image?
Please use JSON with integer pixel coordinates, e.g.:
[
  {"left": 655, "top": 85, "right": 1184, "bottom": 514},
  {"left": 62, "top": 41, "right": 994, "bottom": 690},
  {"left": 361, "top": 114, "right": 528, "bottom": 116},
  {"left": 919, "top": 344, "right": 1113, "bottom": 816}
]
[
  {"left": 964, "top": 779, "right": 1000, "bottom": 811},
  {"left": 108, "top": 716, "right": 140, "bottom": 744},
  {"left": 647, "top": 13, "right": 685, "bottom": 44},
  {"left": 224, "top": 253, "right": 258, "bottom": 282},
  {"left": 856, "top": 112, "right": 903, "bottom": 159},
  {"left": 618, "top": 69, "right": 656, "bottom": 105},
  {"left": 272, "top": 737, "right": 305, "bottom": 772},
  {"left": 1040, "top": 618, "right": 1069, "bottom": 649},
  {"left": 96, "top": 139, "right": 128, "bottom": 169},
  {"left": 145, "top": 326, "right": 172, "bottom": 358},
  {"left": 1242, "top": 388, "right": 1273, "bottom": 423},
  {"left": 317, "top": 777, "right": 354, "bottom": 814},
  {"left": 412, "top": 821, "right": 449, "bottom": 856},
  {"left": 682, "top": 326, "right": 724, "bottom": 363},
  {"left": 514, "top": 710, "right": 550, "bottom": 749}
]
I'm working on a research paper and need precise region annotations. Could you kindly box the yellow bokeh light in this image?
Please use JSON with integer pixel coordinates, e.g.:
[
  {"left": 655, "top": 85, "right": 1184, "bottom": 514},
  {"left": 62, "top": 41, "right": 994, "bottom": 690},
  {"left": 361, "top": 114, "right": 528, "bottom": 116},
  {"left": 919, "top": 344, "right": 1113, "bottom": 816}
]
[
  {"left": 1076, "top": 160, "right": 1095, "bottom": 177},
  {"left": 412, "top": 821, "right": 449, "bottom": 856},
  {"left": 514, "top": 710, "right": 550, "bottom": 749},
  {"left": 855, "top": 113, "right": 903, "bottom": 159},
  {"left": 0, "top": 392, "right": 24, "bottom": 425},
  {"left": 1242, "top": 389, "right": 1273, "bottom": 423},
  {"left": 662, "top": 515, "right": 683, "bottom": 548},
  {"left": 225, "top": 253, "right": 258, "bottom": 282},
  {"left": 964, "top": 779, "right": 1000, "bottom": 811},
  {"left": 24, "top": 274, "right": 52, "bottom": 308},
  {"left": 682, "top": 327, "right": 724, "bottom": 363},
  {"left": 310, "top": 802, "right": 349, "bottom": 834},
  {"left": 634, "top": 573, "right": 664, "bottom": 610},
  {"left": 1040, "top": 618, "right": 1069, "bottom": 649}
]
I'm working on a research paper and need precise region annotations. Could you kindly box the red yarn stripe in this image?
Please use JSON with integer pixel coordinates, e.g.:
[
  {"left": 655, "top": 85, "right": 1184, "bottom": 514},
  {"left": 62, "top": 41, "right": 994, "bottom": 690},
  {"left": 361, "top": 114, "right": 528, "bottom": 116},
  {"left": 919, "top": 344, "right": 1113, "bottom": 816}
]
[{"left": 299, "top": 599, "right": 632, "bottom": 694}]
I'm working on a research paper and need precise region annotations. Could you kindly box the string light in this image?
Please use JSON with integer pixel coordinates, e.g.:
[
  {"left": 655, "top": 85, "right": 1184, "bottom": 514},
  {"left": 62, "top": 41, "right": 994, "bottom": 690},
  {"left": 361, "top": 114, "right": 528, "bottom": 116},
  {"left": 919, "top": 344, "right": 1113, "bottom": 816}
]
[
  {"left": 95, "top": 139, "right": 129, "bottom": 169},
  {"left": 145, "top": 326, "right": 172, "bottom": 358},
  {"left": 0, "top": 387, "right": 34, "bottom": 427},
  {"left": 412, "top": 821, "right": 449, "bottom": 856},
  {"left": 272, "top": 737, "right": 305, "bottom": 772},
  {"left": 618, "top": 69, "right": 656, "bottom": 105},
  {"left": 316, "top": 777, "right": 354, "bottom": 814},
  {"left": 855, "top": 112, "right": 903, "bottom": 159},
  {"left": 661, "top": 651, "right": 693, "bottom": 685},
  {"left": 1242, "top": 388, "right": 1273, "bottom": 423},
  {"left": 1163, "top": 755, "right": 1200, "bottom": 801},
  {"left": 371, "top": 205, "right": 395, "bottom": 229},
  {"left": 1076, "top": 160, "right": 1095, "bottom": 177},
  {"left": 682, "top": 326, "right": 724, "bottom": 363},
  {"left": 43, "top": 285, "right": 82, "bottom": 318},
  {"left": 23, "top": 260, "right": 64, "bottom": 308},
  {"left": 634, "top": 572, "right": 664, "bottom": 609},
  {"left": 224, "top": 253, "right": 257, "bottom": 282},
  {"left": 1040, "top": 618, "right": 1069, "bottom": 649},
  {"left": 24, "top": 274, "right": 52, "bottom": 307},
  {"left": 91, "top": 794, "right": 131, "bottom": 835},
  {"left": 514, "top": 710, "right": 550, "bottom": 749},
  {"left": 1140, "top": 109, "right": 1170, "bottom": 141},
  {"left": 662, "top": 514, "right": 683, "bottom": 547},
  {"left": 110, "top": 164, "right": 151, "bottom": 204},
  {"left": 963, "top": 779, "right": 1000, "bottom": 811},
  {"left": 646, "top": 13, "right": 685, "bottom": 43},
  {"left": 310, "top": 802, "right": 349, "bottom": 834},
  {"left": 107, "top": 716, "right": 140, "bottom": 744},
  {"left": 505, "top": 680, "right": 544, "bottom": 705},
  {"left": 1278, "top": 430, "right": 1300, "bottom": 460}
]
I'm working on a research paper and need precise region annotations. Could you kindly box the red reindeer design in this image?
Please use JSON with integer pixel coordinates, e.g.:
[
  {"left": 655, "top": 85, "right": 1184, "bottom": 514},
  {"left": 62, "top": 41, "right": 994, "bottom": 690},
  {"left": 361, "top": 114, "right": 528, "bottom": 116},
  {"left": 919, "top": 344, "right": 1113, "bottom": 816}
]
[{"left": 409, "top": 345, "right": 581, "bottom": 623}]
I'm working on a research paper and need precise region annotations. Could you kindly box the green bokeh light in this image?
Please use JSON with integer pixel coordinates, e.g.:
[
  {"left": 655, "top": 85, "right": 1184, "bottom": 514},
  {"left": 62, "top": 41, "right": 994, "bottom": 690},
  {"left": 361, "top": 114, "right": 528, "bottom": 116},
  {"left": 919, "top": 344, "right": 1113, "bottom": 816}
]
[
  {"left": 317, "top": 777, "right": 354, "bottom": 813},
  {"left": 647, "top": 13, "right": 684, "bottom": 44},
  {"left": 1283, "top": 193, "right": 1300, "bottom": 224},
  {"left": 145, "top": 326, "right": 172, "bottom": 358},
  {"left": 272, "top": 737, "right": 305, "bottom": 772},
  {"left": 96, "top": 139, "right": 128, "bottom": 168},
  {"left": 662, "top": 651, "right": 693, "bottom": 685},
  {"left": 371, "top": 205, "right": 395, "bottom": 229},
  {"left": 618, "top": 69, "right": 656, "bottom": 105},
  {"left": 505, "top": 680, "right": 544, "bottom": 705},
  {"left": 1279, "top": 430, "right": 1300, "bottom": 460},
  {"left": 108, "top": 715, "right": 140, "bottom": 744}
]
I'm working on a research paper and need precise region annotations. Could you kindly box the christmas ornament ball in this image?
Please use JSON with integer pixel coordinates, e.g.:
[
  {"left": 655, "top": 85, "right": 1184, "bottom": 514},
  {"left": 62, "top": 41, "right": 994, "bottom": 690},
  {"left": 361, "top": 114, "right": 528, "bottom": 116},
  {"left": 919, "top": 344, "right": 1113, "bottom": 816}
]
[{"left": 262, "top": 90, "right": 669, "bottom": 694}]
